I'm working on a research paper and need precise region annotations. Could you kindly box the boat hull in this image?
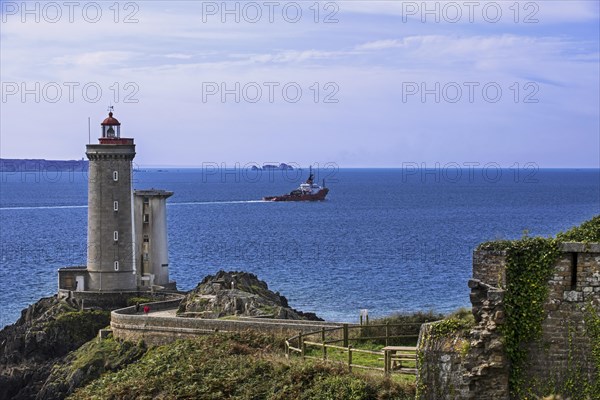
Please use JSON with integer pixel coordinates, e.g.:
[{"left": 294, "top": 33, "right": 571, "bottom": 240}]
[{"left": 263, "top": 188, "right": 329, "bottom": 202}]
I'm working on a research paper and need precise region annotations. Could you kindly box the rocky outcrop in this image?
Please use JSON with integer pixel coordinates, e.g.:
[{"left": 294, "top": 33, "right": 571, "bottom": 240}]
[
  {"left": 177, "top": 271, "right": 322, "bottom": 321},
  {"left": 0, "top": 296, "right": 110, "bottom": 400}
]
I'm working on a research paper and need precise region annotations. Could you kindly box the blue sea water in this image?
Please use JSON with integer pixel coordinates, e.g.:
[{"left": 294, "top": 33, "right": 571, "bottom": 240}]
[{"left": 1, "top": 168, "right": 599, "bottom": 328}]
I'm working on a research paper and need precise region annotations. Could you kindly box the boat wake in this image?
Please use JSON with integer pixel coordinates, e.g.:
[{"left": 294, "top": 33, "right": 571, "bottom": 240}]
[
  {"left": 0, "top": 200, "right": 269, "bottom": 211},
  {"left": 0, "top": 205, "right": 88, "bottom": 211},
  {"left": 169, "top": 200, "right": 269, "bottom": 206}
]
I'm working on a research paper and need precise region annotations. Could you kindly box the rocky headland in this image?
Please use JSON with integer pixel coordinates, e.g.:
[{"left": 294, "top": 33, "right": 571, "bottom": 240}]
[{"left": 0, "top": 271, "right": 323, "bottom": 399}]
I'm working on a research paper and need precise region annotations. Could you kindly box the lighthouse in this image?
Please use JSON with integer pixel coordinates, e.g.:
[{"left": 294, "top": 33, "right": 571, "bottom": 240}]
[
  {"left": 57, "top": 110, "right": 175, "bottom": 295},
  {"left": 85, "top": 110, "right": 137, "bottom": 291}
]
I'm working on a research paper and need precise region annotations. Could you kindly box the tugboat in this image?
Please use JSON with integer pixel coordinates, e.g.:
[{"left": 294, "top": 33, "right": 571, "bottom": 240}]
[{"left": 263, "top": 167, "right": 329, "bottom": 202}]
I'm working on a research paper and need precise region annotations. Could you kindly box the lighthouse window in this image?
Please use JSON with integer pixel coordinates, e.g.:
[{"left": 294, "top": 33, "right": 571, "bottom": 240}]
[
  {"left": 114, "top": 231, "right": 119, "bottom": 241},
  {"left": 114, "top": 261, "right": 119, "bottom": 271},
  {"left": 143, "top": 235, "right": 149, "bottom": 243},
  {"left": 113, "top": 201, "right": 119, "bottom": 211},
  {"left": 143, "top": 214, "right": 150, "bottom": 223},
  {"left": 113, "top": 171, "right": 119, "bottom": 181}
]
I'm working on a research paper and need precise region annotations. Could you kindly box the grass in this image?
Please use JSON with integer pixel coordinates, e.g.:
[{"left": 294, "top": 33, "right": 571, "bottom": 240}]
[
  {"left": 303, "top": 342, "right": 417, "bottom": 376},
  {"left": 42, "top": 336, "right": 146, "bottom": 398},
  {"left": 70, "top": 331, "right": 415, "bottom": 400}
]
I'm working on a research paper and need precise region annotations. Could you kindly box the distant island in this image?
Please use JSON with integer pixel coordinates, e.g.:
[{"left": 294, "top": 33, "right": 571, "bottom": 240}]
[
  {"left": 0, "top": 158, "right": 88, "bottom": 172},
  {"left": 0, "top": 159, "right": 296, "bottom": 173},
  {"left": 250, "top": 163, "right": 294, "bottom": 171}
]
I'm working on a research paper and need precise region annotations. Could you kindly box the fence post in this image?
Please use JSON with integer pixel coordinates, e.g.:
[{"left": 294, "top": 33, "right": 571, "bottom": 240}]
[
  {"left": 299, "top": 331, "right": 304, "bottom": 359},
  {"left": 321, "top": 327, "right": 327, "bottom": 360},
  {"left": 343, "top": 324, "right": 349, "bottom": 348},
  {"left": 385, "top": 321, "right": 389, "bottom": 347},
  {"left": 348, "top": 346, "right": 352, "bottom": 372},
  {"left": 384, "top": 349, "right": 390, "bottom": 376},
  {"left": 302, "top": 340, "right": 307, "bottom": 359}
]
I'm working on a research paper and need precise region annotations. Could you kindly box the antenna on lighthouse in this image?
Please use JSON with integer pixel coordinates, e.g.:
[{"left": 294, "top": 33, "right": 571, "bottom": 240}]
[{"left": 88, "top": 117, "right": 91, "bottom": 144}]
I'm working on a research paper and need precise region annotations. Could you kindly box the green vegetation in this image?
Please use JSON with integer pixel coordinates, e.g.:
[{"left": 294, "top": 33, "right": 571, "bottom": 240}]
[
  {"left": 479, "top": 236, "right": 562, "bottom": 397},
  {"left": 126, "top": 297, "right": 155, "bottom": 306},
  {"left": 557, "top": 215, "right": 600, "bottom": 243},
  {"left": 500, "top": 236, "right": 560, "bottom": 397},
  {"left": 71, "top": 332, "right": 415, "bottom": 400},
  {"left": 427, "top": 308, "right": 474, "bottom": 338},
  {"left": 70, "top": 336, "right": 146, "bottom": 371},
  {"left": 358, "top": 311, "right": 443, "bottom": 347},
  {"left": 46, "top": 310, "right": 111, "bottom": 345},
  {"left": 42, "top": 337, "right": 146, "bottom": 398},
  {"left": 304, "top": 342, "right": 416, "bottom": 372},
  {"left": 583, "top": 302, "right": 600, "bottom": 396}
]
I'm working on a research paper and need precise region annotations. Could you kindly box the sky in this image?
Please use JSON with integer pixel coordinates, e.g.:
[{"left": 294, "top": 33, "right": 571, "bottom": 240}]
[{"left": 0, "top": 0, "right": 599, "bottom": 168}]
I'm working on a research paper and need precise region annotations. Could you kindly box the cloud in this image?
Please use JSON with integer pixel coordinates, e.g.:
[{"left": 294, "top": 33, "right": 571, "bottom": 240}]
[
  {"left": 51, "top": 51, "right": 137, "bottom": 67},
  {"left": 0, "top": 0, "right": 598, "bottom": 167},
  {"left": 355, "top": 39, "right": 404, "bottom": 51},
  {"left": 340, "top": 0, "right": 599, "bottom": 24},
  {"left": 164, "top": 53, "right": 193, "bottom": 60}
]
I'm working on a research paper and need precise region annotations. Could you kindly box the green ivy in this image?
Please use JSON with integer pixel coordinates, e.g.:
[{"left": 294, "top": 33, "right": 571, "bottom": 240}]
[
  {"left": 428, "top": 316, "right": 474, "bottom": 338},
  {"left": 479, "top": 236, "right": 561, "bottom": 398},
  {"left": 557, "top": 215, "right": 600, "bottom": 243},
  {"left": 583, "top": 302, "right": 600, "bottom": 396}
]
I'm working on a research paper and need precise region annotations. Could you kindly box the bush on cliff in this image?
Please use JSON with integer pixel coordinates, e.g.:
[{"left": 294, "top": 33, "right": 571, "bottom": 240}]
[
  {"left": 45, "top": 310, "right": 110, "bottom": 348},
  {"left": 37, "top": 336, "right": 146, "bottom": 400}
]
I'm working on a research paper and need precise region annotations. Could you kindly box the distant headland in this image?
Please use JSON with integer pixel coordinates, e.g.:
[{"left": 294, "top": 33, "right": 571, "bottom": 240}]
[{"left": 0, "top": 158, "right": 88, "bottom": 172}]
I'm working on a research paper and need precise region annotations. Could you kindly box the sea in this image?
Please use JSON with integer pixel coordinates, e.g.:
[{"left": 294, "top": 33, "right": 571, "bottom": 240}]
[{"left": 1, "top": 167, "right": 599, "bottom": 329}]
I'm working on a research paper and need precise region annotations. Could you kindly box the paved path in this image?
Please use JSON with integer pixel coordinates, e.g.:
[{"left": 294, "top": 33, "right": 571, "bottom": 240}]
[
  {"left": 147, "top": 308, "right": 178, "bottom": 317},
  {"left": 132, "top": 308, "right": 178, "bottom": 317}
]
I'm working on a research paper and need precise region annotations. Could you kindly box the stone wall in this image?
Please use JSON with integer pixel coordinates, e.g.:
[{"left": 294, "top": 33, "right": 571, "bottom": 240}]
[
  {"left": 57, "top": 289, "right": 182, "bottom": 310},
  {"left": 110, "top": 299, "right": 342, "bottom": 346},
  {"left": 417, "top": 322, "right": 470, "bottom": 400},
  {"left": 523, "top": 244, "right": 599, "bottom": 392},
  {"left": 417, "top": 280, "right": 508, "bottom": 400},
  {"left": 463, "top": 279, "right": 509, "bottom": 399},
  {"left": 417, "top": 242, "right": 599, "bottom": 400}
]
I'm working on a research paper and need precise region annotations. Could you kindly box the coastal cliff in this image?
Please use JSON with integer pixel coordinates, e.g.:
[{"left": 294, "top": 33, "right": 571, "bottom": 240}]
[{"left": 0, "top": 297, "right": 109, "bottom": 400}]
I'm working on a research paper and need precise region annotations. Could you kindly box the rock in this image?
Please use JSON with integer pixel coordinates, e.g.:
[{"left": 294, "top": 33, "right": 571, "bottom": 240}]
[
  {"left": 0, "top": 296, "right": 110, "bottom": 400},
  {"left": 177, "top": 271, "right": 323, "bottom": 321}
]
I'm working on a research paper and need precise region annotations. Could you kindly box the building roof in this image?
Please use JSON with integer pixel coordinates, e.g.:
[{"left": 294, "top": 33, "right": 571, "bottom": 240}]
[
  {"left": 101, "top": 112, "right": 121, "bottom": 126},
  {"left": 134, "top": 189, "right": 174, "bottom": 198}
]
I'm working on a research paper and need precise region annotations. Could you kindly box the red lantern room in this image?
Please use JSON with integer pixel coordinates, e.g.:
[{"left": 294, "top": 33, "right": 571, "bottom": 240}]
[{"left": 101, "top": 111, "right": 121, "bottom": 138}]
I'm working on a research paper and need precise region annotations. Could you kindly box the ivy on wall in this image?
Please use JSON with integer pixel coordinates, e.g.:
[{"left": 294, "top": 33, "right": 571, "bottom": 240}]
[
  {"left": 478, "top": 214, "right": 600, "bottom": 398},
  {"left": 583, "top": 302, "right": 600, "bottom": 395},
  {"left": 479, "top": 237, "right": 561, "bottom": 396}
]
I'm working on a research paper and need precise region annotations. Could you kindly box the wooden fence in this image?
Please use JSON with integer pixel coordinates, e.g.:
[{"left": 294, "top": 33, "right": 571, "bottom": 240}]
[{"left": 285, "top": 322, "right": 430, "bottom": 376}]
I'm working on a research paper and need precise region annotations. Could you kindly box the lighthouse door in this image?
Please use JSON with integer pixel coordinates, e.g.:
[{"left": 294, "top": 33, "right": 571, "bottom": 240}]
[{"left": 75, "top": 275, "right": 85, "bottom": 292}]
